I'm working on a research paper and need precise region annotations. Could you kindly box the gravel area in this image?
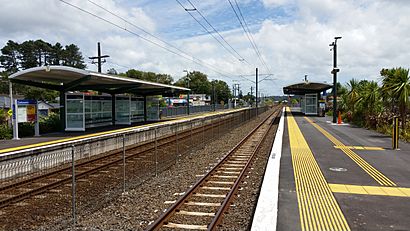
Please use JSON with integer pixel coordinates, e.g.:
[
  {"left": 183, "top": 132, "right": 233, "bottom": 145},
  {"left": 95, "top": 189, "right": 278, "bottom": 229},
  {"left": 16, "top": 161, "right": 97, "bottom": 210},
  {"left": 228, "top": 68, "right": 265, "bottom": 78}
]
[
  {"left": 72, "top": 111, "right": 272, "bottom": 231},
  {"left": 1, "top": 109, "right": 276, "bottom": 231},
  {"left": 218, "top": 115, "right": 279, "bottom": 230}
]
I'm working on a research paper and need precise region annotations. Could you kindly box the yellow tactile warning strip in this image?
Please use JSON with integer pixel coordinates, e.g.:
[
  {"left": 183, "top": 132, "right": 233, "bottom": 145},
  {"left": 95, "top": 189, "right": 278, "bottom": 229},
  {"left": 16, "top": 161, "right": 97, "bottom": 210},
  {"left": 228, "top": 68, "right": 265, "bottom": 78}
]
[
  {"left": 334, "top": 146, "right": 385, "bottom": 151},
  {"left": 329, "top": 184, "right": 410, "bottom": 197},
  {"left": 287, "top": 108, "right": 351, "bottom": 231},
  {"left": 304, "top": 117, "right": 396, "bottom": 187},
  {"left": 0, "top": 109, "right": 240, "bottom": 154}
]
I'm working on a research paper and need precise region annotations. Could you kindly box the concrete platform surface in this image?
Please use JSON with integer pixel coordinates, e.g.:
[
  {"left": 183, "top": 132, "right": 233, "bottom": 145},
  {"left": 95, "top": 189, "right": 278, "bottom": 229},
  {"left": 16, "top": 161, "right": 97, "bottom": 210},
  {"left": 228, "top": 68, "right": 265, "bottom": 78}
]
[{"left": 255, "top": 108, "right": 410, "bottom": 231}]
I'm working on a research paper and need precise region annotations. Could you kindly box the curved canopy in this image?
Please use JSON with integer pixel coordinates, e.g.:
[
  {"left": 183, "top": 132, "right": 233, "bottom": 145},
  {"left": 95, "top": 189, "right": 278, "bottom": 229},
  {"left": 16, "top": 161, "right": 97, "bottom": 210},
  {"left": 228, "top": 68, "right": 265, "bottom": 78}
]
[
  {"left": 283, "top": 82, "right": 332, "bottom": 95},
  {"left": 9, "top": 66, "right": 189, "bottom": 96}
]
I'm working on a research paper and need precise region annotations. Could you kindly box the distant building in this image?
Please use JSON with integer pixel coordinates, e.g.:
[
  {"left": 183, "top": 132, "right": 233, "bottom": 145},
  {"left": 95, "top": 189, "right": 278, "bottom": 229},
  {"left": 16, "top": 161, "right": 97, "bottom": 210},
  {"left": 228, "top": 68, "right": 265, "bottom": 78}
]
[
  {"left": 38, "top": 101, "right": 58, "bottom": 117},
  {"left": 166, "top": 94, "right": 211, "bottom": 107}
]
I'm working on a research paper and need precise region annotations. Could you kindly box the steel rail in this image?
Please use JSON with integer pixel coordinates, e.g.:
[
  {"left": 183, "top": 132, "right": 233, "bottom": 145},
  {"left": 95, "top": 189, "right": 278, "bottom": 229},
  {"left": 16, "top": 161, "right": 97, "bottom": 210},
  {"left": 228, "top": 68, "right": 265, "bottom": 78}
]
[
  {"left": 0, "top": 115, "right": 236, "bottom": 208},
  {"left": 146, "top": 106, "right": 280, "bottom": 231},
  {"left": 209, "top": 109, "right": 281, "bottom": 229}
]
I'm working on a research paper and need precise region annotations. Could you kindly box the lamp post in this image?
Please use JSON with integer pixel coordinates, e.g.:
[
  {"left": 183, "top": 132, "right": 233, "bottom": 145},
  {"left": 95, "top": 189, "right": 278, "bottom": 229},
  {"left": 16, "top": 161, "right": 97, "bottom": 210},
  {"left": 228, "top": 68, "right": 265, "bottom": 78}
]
[
  {"left": 330, "top": 36, "right": 341, "bottom": 123},
  {"left": 212, "top": 80, "right": 216, "bottom": 111},
  {"left": 183, "top": 70, "right": 190, "bottom": 115}
]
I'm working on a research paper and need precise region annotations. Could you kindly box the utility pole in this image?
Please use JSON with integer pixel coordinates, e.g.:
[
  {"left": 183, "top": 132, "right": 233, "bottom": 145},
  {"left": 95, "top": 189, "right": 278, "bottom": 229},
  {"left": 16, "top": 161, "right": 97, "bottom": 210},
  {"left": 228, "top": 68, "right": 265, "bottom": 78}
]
[
  {"left": 330, "top": 37, "right": 341, "bottom": 123},
  {"left": 212, "top": 81, "right": 216, "bottom": 111},
  {"left": 256, "top": 67, "right": 258, "bottom": 116},
  {"left": 232, "top": 84, "right": 236, "bottom": 108},
  {"left": 89, "top": 42, "right": 109, "bottom": 73},
  {"left": 183, "top": 70, "right": 190, "bottom": 115},
  {"left": 234, "top": 83, "right": 240, "bottom": 108}
]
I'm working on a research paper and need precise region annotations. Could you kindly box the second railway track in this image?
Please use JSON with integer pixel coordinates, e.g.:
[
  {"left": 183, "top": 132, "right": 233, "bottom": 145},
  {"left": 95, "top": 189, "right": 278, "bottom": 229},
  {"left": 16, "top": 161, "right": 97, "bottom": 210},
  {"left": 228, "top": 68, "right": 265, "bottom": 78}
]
[
  {"left": 147, "top": 107, "right": 282, "bottom": 230},
  {"left": 0, "top": 115, "right": 233, "bottom": 208}
]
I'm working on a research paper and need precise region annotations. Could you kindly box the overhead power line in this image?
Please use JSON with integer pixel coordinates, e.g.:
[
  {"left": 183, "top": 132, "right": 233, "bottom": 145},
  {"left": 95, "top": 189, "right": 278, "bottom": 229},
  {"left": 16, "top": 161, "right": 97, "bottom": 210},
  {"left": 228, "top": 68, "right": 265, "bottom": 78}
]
[
  {"left": 228, "top": 0, "right": 271, "bottom": 74},
  {"left": 177, "top": 0, "right": 250, "bottom": 66},
  {"left": 60, "top": 0, "right": 237, "bottom": 80}
]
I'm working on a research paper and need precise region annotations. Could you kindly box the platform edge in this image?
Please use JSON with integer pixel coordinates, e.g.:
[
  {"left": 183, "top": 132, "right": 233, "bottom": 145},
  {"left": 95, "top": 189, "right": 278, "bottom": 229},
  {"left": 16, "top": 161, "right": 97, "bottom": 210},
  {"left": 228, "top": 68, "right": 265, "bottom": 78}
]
[{"left": 251, "top": 107, "right": 285, "bottom": 231}]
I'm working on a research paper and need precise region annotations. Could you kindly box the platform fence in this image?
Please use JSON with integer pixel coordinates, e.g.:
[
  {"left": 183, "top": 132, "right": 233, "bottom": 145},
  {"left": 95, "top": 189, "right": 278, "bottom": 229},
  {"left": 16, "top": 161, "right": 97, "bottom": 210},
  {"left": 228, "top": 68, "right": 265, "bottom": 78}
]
[
  {"left": 160, "top": 104, "right": 228, "bottom": 118},
  {"left": 0, "top": 107, "right": 267, "bottom": 180}
]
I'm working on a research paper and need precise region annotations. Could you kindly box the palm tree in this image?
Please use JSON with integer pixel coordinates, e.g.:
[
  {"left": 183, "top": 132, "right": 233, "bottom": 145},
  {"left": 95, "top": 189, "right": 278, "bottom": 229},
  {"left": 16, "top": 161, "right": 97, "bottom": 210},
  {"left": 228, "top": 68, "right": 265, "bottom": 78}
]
[
  {"left": 346, "top": 79, "right": 361, "bottom": 113},
  {"left": 359, "top": 81, "right": 381, "bottom": 127},
  {"left": 381, "top": 68, "right": 410, "bottom": 129}
]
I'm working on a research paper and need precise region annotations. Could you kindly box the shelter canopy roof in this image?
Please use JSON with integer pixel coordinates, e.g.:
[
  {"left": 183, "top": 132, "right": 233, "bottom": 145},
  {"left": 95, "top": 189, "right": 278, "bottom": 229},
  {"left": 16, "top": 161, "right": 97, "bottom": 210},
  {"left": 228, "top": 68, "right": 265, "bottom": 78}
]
[
  {"left": 283, "top": 82, "right": 332, "bottom": 95},
  {"left": 9, "top": 66, "right": 190, "bottom": 96}
]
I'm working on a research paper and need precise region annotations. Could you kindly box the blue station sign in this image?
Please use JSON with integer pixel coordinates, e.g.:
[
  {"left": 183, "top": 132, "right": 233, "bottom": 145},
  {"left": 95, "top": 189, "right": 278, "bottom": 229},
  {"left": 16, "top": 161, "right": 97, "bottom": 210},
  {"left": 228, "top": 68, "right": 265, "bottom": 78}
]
[{"left": 17, "top": 99, "right": 37, "bottom": 105}]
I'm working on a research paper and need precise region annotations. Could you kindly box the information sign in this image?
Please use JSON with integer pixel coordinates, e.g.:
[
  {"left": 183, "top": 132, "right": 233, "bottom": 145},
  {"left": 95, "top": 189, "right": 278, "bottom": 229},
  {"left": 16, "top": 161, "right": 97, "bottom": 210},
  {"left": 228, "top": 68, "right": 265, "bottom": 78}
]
[
  {"left": 27, "top": 105, "right": 36, "bottom": 122},
  {"left": 18, "top": 106, "right": 27, "bottom": 122}
]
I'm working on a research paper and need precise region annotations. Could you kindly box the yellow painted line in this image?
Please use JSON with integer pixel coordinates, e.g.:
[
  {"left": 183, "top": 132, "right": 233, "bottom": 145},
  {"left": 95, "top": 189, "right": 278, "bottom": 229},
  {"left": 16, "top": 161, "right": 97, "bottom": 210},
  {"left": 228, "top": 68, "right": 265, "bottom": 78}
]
[
  {"left": 0, "top": 109, "right": 243, "bottom": 155},
  {"left": 304, "top": 117, "right": 396, "bottom": 187},
  {"left": 334, "top": 146, "right": 385, "bottom": 151},
  {"left": 287, "top": 108, "right": 350, "bottom": 231},
  {"left": 329, "top": 184, "right": 410, "bottom": 197}
]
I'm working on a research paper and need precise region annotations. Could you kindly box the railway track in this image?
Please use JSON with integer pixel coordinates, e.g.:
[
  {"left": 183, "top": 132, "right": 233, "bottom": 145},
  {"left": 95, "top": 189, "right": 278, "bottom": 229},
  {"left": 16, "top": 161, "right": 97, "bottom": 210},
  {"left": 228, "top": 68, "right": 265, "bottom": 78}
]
[
  {"left": 146, "top": 107, "right": 281, "bottom": 230},
  {"left": 0, "top": 115, "right": 237, "bottom": 209}
]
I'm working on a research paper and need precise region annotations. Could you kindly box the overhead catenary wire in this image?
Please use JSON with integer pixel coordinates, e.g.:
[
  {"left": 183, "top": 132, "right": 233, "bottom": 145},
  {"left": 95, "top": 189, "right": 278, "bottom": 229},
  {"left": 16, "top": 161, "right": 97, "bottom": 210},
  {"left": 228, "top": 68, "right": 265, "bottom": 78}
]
[
  {"left": 60, "top": 0, "right": 237, "bottom": 80},
  {"left": 180, "top": 0, "right": 251, "bottom": 66},
  {"left": 233, "top": 0, "right": 271, "bottom": 73},
  {"left": 228, "top": 0, "right": 272, "bottom": 74},
  {"left": 87, "top": 0, "right": 256, "bottom": 84},
  {"left": 234, "top": 0, "right": 272, "bottom": 73}
]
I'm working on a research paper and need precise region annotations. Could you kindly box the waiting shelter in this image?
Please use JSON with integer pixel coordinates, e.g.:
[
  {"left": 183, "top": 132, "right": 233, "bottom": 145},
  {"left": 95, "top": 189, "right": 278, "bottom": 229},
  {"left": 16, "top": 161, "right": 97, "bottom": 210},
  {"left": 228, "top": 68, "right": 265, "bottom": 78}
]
[
  {"left": 9, "top": 66, "right": 190, "bottom": 131},
  {"left": 283, "top": 82, "right": 332, "bottom": 116}
]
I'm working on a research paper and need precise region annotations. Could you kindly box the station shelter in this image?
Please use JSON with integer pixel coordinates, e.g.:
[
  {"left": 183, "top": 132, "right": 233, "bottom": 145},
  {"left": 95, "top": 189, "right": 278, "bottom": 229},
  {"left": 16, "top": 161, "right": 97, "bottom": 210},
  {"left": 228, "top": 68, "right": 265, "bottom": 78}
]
[
  {"left": 9, "top": 66, "right": 190, "bottom": 131},
  {"left": 283, "top": 82, "right": 332, "bottom": 116}
]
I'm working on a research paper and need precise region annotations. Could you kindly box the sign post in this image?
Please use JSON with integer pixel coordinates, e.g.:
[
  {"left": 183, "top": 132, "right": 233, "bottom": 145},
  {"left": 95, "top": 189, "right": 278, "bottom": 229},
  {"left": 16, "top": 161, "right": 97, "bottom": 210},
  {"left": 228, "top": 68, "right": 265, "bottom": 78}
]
[
  {"left": 13, "top": 99, "right": 39, "bottom": 139},
  {"left": 12, "top": 99, "right": 19, "bottom": 140},
  {"left": 392, "top": 116, "right": 399, "bottom": 150},
  {"left": 34, "top": 101, "right": 40, "bottom": 136}
]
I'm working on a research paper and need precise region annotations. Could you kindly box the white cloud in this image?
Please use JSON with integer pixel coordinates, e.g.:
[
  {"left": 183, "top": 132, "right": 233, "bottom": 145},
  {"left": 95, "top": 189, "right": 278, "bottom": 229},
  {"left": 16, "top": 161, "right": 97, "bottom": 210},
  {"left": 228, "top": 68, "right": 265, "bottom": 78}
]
[
  {"left": 1, "top": 0, "right": 410, "bottom": 96},
  {"left": 262, "top": 0, "right": 292, "bottom": 7}
]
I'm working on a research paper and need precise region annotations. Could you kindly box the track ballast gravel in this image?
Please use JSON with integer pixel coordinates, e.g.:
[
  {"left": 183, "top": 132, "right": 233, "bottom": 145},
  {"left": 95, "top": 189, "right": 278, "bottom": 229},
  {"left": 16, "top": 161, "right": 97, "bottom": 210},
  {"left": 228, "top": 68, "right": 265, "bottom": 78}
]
[{"left": 2, "top": 108, "right": 279, "bottom": 231}]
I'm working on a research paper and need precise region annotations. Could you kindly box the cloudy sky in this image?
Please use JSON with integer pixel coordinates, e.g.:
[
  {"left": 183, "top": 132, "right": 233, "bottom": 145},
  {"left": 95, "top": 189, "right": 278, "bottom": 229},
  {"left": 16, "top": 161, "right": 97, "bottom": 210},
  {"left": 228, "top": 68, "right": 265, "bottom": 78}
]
[{"left": 1, "top": 0, "right": 409, "bottom": 96}]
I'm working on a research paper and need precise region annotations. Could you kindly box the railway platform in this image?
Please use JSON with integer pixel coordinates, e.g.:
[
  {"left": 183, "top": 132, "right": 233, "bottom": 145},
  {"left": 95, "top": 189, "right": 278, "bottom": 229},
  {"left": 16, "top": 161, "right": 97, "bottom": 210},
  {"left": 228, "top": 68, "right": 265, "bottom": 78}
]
[
  {"left": 0, "top": 109, "right": 231, "bottom": 155},
  {"left": 253, "top": 107, "right": 410, "bottom": 231}
]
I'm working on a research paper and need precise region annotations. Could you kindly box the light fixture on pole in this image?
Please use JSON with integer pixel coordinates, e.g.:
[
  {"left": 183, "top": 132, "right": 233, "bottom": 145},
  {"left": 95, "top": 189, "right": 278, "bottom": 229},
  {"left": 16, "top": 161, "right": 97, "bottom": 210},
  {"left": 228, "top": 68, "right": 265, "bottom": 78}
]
[{"left": 329, "top": 36, "right": 341, "bottom": 123}]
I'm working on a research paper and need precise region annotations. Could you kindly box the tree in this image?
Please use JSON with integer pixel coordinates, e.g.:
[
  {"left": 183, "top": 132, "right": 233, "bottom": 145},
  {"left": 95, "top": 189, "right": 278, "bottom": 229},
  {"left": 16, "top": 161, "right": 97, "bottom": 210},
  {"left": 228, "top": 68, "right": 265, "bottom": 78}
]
[
  {"left": 121, "top": 69, "right": 173, "bottom": 84},
  {"left": 175, "top": 71, "right": 211, "bottom": 94},
  {"left": 212, "top": 79, "right": 231, "bottom": 104},
  {"left": 62, "top": 44, "right": 86, "bottom": 69},
  {"left": 107, "top": 68, "right": 118, "bottom": 75},
  {"left": 243, "top": 92, "right": 255, "bottom": 106},
  {"left": 346, "top": 79, "right": 361, "bottom": 113},
  {"left": 0, "top": 39, "right": 87, "bottom": 101},
  {"left": 381, "top": 67, "right": 410, "bottom": 129}
]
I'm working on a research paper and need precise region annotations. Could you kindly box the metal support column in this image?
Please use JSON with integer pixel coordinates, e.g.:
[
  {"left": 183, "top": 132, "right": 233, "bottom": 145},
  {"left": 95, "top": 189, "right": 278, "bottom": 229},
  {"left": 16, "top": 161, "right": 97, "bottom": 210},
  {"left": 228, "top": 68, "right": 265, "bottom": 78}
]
[
  {"left": 143, "top": 95, "right": 147, "bottom": 122},
  {"left": 112, "top": 94, "right": 116, "bottom": 126},
  {"left": 60, "top": 91, "right": 66, "bottom": 131}
]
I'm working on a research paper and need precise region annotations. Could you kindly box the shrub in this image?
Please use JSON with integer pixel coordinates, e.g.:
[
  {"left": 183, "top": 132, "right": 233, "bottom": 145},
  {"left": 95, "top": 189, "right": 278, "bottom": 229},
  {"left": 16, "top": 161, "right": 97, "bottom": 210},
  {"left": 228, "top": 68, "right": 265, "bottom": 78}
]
[
  {"left": 18, "top": 122, "right": 34, "bottom": 137},
  {"left": 40, "top": 113, "right": 61, "bottom": 134},
  {"left": 0, "top": 124, "right": 12, "bottom": 140}
]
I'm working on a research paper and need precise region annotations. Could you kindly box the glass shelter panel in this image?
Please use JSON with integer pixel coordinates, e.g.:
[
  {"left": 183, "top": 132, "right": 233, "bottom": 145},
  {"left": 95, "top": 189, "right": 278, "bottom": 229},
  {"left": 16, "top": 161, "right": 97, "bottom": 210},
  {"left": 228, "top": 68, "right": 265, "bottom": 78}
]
[
  {"left": 66, "top": 94, "right": 85, "bottom": 131},
  {"left": 116, "top": 96, "right": 131, "bottom": 125},
  {"left": 305, "top": 94, "right": 317, "bottom": 115},
  {"left": 85, "top": 95, "right": 113, "bottom": 128},
  {"left": 131, "top": 97, "right": 144, "bottom": 123}
]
